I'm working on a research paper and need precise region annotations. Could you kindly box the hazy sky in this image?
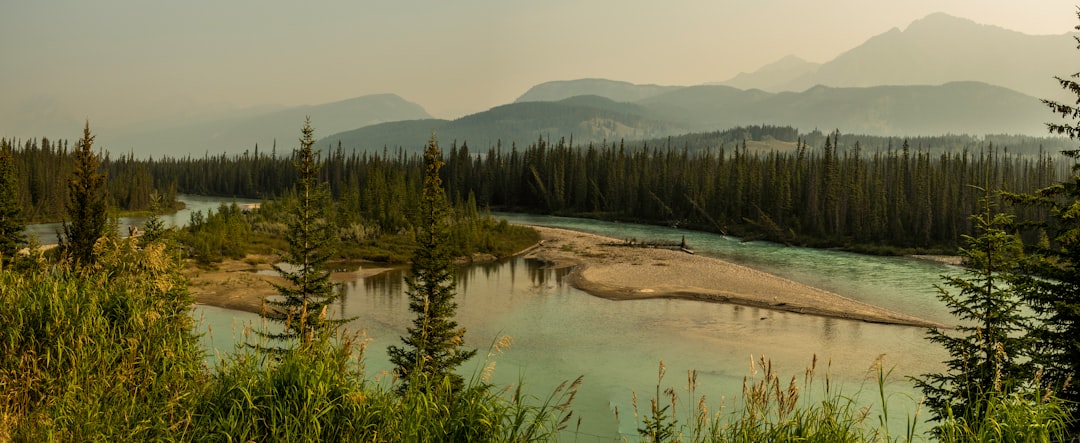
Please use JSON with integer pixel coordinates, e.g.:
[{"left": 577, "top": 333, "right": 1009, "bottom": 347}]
[{"left": 2, "top": 0, "right": 1078, "bottom": 137}]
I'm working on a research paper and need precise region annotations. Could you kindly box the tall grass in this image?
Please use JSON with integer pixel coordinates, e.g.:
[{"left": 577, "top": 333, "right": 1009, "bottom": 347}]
[
  {"left": 0, "top": 235, "right": 578, "bottom": 442},
  {"left": 3, "top": 236, "right": 1071, "bottom": 442},
  {"left": 0, "top": 238, "right": 204, "bottom": 441},
  {"left": 934, "top": 386, "right": 1072, "bottom": 443},
  {"left": 624, "top": 356, "right": 923, "bottom": 443},
  {"left": 193, "top": 332, "right": 578, "bottom": 442},
  {"left": 624, "top": 355, "right": 1074, "bottom": 443}
]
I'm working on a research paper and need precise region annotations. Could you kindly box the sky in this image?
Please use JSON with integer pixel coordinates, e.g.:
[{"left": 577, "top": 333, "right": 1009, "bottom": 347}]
[{"left": 2, "top": 0, "right": 1079, "bottom": 139}]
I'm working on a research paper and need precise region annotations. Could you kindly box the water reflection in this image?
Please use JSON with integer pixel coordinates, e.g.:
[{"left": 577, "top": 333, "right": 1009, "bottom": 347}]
[
  {"left": 194, "top": 214, "right": 951, "bottom": 441},
  {"left": 205, "top": 255, "right": 942, "bottom": 440},
  {"left": 24, "top": 194, "right": 261, "bottom": 244}
]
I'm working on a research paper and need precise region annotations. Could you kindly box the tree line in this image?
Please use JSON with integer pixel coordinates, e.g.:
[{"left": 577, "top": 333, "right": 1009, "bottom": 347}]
[
  {"left": 6, "top": 123, "right": 1068, "bottom": 254},
  {"left": 0, "top": 136, "right": 178, "bottom": 223},
  {"left": 98, "top": 132, "right": 1060, "bottom": 254}
]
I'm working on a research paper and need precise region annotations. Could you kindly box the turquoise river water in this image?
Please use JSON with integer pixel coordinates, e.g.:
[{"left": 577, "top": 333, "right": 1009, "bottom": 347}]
[{"left": 191, "top": 209, "right": 956, "bottom": 441}]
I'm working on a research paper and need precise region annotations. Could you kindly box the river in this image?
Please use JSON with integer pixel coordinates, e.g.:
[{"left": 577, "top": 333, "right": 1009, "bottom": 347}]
[
  {"left": 192, "top": 208, "right": 955, "bottom": 441},
  {"left": 23, "top": 194, "right": 262, "bottom": 245}
]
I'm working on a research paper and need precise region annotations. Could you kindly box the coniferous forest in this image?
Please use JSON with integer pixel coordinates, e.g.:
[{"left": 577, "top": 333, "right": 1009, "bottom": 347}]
[
  {"left": 3, "top": 128, "right": 1066, "bottom": 254},
  {"left": 6, "top": 9, "right": 1080, "bottom": 441},
  {"left": 2, "top": 129, "right": 1079, "bottom": 440}
]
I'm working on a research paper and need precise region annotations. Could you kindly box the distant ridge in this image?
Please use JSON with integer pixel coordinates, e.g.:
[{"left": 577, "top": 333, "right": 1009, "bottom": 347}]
[
  {"left": 718, "top": 12, "right": 1076, "bottom": 100},
  {"left": 515, "top": 79, "right": 682, "bottom": 103},
  {"left": 95, "top": 12, "right": 1074, "bottom": 157},
  {"left": 321, "top": 81, "right": 1047, "bottom": 153},
  {"left": 319, "top": 95, "right": 683, "bottom": 152},
  {"left": 716, "top": 55, "right": 821, "bottom": 92},
  {"left": 105, "top": 93, "right": 432, "bottom": 157}
]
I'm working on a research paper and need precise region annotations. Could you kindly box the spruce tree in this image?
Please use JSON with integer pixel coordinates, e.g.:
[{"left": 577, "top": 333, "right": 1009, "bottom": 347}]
[
  {"left": 0, "top": 138, "right": 25, "bottom": 267},
  {"left": 915, "top": 190, "right": 1032, "bottom": 426},
  {"left": 1007, "top": 10, "right": 1080, "bottom": 424},
  {"left": 259, "top": 117, "right": 344, "bottom": 351},
  {"left": 63, "top": 121, "right": 108, "bottom": 266},
  {"left": 141, "top": 190, "right": 167, "bottom": 243},
  {"left": 388, "top": 134, "right": 476, "bottom": 394}
]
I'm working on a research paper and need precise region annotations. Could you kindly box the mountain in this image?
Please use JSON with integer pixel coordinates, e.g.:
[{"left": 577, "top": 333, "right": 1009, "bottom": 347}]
[
  {"left": 716, "top": 55, "right": 821, "bottom": 92},
  {"left": 103, "top": 94, "right": 432, "bottom": 157},
  {"left": 642, "top": 81, "right": 1045, "bottom": 136},
  {"left": 746, "top": 82, "right": 1046, "bottom": 136},
  {"left": 319, "top": 95, "right": 684, "bottom": 152},
  {"left": 721, "top": 13, "right": 1075, "bottom": 101},
  {"left": 515, "top": 79, "right": 682, "bottom": 103},
  {"left": 322, "top": 81, "right": 1046, "bottom": 152},
  {"left": 106, "top": 12, "right": 1064, "bottom": 156}
]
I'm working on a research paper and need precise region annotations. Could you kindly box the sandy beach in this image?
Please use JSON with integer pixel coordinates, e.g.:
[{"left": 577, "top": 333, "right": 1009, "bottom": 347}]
[
  {"left": 521, "top": 226, "right": 944, "bottom": 328},
  {"left": 188, "top": 227, "right": 944, "bottom": 328}
]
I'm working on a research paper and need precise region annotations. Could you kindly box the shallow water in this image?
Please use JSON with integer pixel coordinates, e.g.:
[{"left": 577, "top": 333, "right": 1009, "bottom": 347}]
[
  {"left": 23, "top": 194, "right": 261, "bottom": 245},
  {"left": 194, "top": 213, "right": 954, "bottom": 441}
]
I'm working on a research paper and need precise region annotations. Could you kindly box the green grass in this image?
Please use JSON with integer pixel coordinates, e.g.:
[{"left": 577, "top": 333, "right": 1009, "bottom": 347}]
[
  {"left": 0, "top": 236, "right": 575, "bottom": 442},
  {"left": 622, "top": 355, "right": 1073, "bottom": 443},
  {"left": 2, "top": 235, "right": 1071, "bottom": 442},
  {"left": 623, "top": 356, "right": 914, "bottom": 443}
]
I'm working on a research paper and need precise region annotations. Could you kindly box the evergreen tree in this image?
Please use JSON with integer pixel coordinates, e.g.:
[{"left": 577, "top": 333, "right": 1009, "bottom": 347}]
[
  {"left": 0, "top": 138, "right": 25, "bottom": 267},
  {"left": 141, "top": 190, "right": 167, "bottom": 243},
  {"left": 388, "top": 134, "right": 476, "bottom": 394},
  {"left": 260, "top": 117, "right": 344, "bottom": 351},
  {"left": 915, "top": 190, "right": 1033, "bottom": 427},
  {"left": 63, "top": 121, "right": 108, "bottom": 266},
  {"left": 1008, "top": 11, "right": 1080, "bottom": 424}
]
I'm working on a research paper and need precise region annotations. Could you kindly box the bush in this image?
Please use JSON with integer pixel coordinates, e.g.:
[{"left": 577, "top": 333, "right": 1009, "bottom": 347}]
[{"left": 0, "top": 237, "right": 203, "bottom": 441}]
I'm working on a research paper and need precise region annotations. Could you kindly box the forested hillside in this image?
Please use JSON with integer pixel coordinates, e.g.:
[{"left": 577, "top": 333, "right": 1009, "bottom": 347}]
[{"left": 321, "top": 82, "right": 1049, "bottom": 154}]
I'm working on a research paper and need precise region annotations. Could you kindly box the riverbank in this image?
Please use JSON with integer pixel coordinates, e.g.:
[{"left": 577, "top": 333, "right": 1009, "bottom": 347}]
[
  {"left": 185, "top": 255, "right": 400, "bottom": 314},
  {"left": 188, "top": 226, "right": 945, "bottom": 328},
  {"left": 522, "top": 226, "right": 946, "bottom": 328}
]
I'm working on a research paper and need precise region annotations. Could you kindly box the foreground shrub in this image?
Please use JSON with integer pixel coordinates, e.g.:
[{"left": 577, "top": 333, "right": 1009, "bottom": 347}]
[
  {"left": 625, "top": 356, "right": 923, "bottom": 443},
  {"left": 194, "top": 334, "right": 577, "bottom": 443},
  {"left": 935, "top": 387, "right": 1072, "bottom": 443},
  {"left": 0, "top": 237, "right": 203, "bottom": 441}
]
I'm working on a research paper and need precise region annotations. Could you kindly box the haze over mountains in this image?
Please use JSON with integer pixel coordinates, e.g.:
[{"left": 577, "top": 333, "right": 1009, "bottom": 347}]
[
  {"left": 716, "top": 13, "right": 1074, "bottom": 100},
  {"left": 65, "top": 12, "right": 1077, "bottom": 157}
]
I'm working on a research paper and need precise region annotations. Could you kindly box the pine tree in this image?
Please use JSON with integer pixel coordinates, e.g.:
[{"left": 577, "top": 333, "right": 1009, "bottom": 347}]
[
  {"left": 388, "top": 134, "right": 476, "bottom": 394},
  {"left": 63, "top": 121, "right": 108, "bottom": 266},
  {"left": 915, "top": 190, "right": 1033, "bottom": 427},
  {"left": 141, "top": 190, "right": 167, "bottom": 243},
  {"left": 259, "top": 117, "right": 344, "bottom": 351},
  {"left": 1007, "top": 11, "right": 1080, "bottom": 425},
  {"left": 0, "top": 138, "right": 25, "bottom": 267}
]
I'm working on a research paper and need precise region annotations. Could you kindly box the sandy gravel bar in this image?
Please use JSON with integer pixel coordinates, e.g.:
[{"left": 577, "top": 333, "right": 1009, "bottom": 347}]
[
  {"left": 522, "top": 226, "right": 944, "bottom": 328},
  {"left": 186, "top": 254, "right": 399, "bottom": 314}
]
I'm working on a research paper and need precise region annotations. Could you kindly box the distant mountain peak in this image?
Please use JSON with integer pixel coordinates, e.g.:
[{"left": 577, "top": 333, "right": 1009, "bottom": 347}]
[
  {"left": 515, "top": 78, "right": 681, "bottom": 104},
  {"left": 904, "top": 12, "right": 1019, "bottom": 36},
  {"left": 716, "top": 55, "right": 821, "bottom": 92}
]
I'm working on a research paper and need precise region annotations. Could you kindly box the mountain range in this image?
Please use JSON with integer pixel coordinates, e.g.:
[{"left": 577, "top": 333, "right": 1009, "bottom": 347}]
[
  {"left": 86, "top": 12, "right": 1077, "bottom": 157},
  {"left": 105, "top": 94, "right": 432, "bottom": 157},
  {"left": 739, "top": 13, "right": 1075, "bottom": 102}
]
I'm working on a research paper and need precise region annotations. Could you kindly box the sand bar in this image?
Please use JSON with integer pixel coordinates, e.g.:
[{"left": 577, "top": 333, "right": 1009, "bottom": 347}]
[
  {"left": 187, "top": 228, "right": 945, "bottom": 328},
  {"left": 185, "top": 254, "right": 400, "bottom": 314},
  {"left": 522, "top": 226, "right": 945, "bottom": 328}
]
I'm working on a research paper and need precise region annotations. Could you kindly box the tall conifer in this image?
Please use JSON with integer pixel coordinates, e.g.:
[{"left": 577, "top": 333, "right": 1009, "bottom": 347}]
[
  {"left": 0, "top": 138, "right": 24, "bottom": 266},
  {"left": 63, "top": 121, "right": 108, "bottom": 266},
  {"left": 260, "top": 117, "right": 344, "bottom": 351},
  {"left": 388, "top": 134, "right": 476, "bottom": 394},
  {"left": 915, "top": 190, "right": 1032, "bottom": 426},
  {"left": 1007, "top": 9, "right": 1080, "bottom": 426}
]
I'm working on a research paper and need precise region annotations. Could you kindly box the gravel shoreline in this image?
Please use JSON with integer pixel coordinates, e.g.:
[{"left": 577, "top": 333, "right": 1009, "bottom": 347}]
[
  {"left": 522, "top": 226, "right": 945, "bottom": 329},
  {"left": 189, "top": 226, "right": 945, "bottom": 329}
]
